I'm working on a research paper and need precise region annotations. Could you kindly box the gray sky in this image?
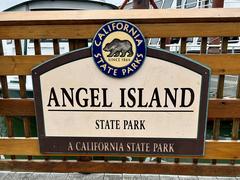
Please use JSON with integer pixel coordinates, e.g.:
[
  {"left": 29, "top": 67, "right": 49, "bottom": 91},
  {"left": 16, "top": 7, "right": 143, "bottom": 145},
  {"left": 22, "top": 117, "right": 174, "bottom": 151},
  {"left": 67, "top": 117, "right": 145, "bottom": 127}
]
[
  {"left": 0, "top": 0, "right": 123, "bottom": 11},
  {"left": 0, "top": 0, "right": 22, "bottom": 11}
]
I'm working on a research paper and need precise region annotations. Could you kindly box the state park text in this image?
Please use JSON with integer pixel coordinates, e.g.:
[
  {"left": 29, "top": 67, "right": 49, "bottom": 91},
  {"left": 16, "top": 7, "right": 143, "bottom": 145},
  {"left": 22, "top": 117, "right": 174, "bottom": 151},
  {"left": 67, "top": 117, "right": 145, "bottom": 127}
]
[{"left": 67, "top": 141, "right": 175, "bottom": 153}]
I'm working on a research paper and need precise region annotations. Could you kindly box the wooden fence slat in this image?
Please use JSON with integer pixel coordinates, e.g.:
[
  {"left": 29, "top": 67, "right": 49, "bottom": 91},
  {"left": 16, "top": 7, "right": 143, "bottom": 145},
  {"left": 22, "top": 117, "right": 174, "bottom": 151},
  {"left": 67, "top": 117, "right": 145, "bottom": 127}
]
[
  {"left": 0, "top": 138, "right": 239, "bottom": 160},
  {"left": 53, "top": 39, "right": 60, "bottom": 55},
  {"left": 0, "top": 98, "right": 35, "bottom": 116},
  {"left": 221, "top": 37, "right": 229, "bottom": 54},
  {"left": 0, "top": 40, "right": 3, "bottom": 55},
  {"left": 232, "top": 119, "right": 240, "bottom": 140},
  {"left": 0, "top": 41, "right": 9, "bottom": 98},
  {"left": 212, "top": 81, "right": 224, "bottom": 138},
  {"left": 14, "top": 39, "right": 22, "bottom": 55},
  {"left": 160, "top": 38, "right": 166, "bottom": 49},
  {"left": 0, "top": 40, "right": 16, "bottom": 160},
  {"left": 0, "top": 98, "right": 240, "bottom": 118},
  {"left": 0, "top": 160, "right": 239, "bottom": 176},
  {"left": 69, "top": 39, "right": 88, "bottom": 51},
  {"left": 211, "top": 37, "right": 228, "bottom": 165},
  {"left": 1, "top": 10, "right": 240, "bottom": 38},
  {"left": 15, "top": 40, "right": 32, "bottom": 160},
  {"left": 0, "top": 76, "right": 8, "bottom": 97},
  {"left": 213, "top": 37, "right": 228, "bottom": 141},
  {"left": 34, "top": 39, "right": 41, "bottom": 55},
  {"left": 18, "top": 75, "right": 32, "bottom": 140},
  {"left": 14, "top": 39, "right": 31, "bottom": 137},
  {"left": 231, "top": 72, "right": 240, "bottom": 167},
  {"left": 0, "top": 55, "right": 51, "bottom": 75},
  {"left": 1, "top": 22, "right": 240, "bottom": 39},
  {"left": 232, "top": 76, "right": 240, "bottom": 140},
  {"left": 5, "top": 117, "right": 14, "bottom": 137},
  {"left": 18, "top": 75, "right": 27, "bottom": 98},
  {"left": 208, "top": 99, "right": 240, "bottom": 118},
  {"left": 1, "top": 54, "right": 240, "bottom": 75},
  {"left": 180, "top": 37, "right": 187, "bottom": 54},
  {"left": 1, "top": 9, "right": 240, "bottom": 24},
  {"left": 189, "top": 54, "right": 240, "bottom": 75},
  {"left": 200, "top": 37, "right": 207, "bottom": 54}
]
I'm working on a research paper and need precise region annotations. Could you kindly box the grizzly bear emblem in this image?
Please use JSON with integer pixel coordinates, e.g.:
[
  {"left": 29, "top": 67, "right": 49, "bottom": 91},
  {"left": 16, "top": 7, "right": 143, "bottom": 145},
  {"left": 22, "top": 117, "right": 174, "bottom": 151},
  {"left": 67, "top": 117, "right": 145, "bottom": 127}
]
[{"left": 103, "top": 38, "right": 134, "bottom": 57}]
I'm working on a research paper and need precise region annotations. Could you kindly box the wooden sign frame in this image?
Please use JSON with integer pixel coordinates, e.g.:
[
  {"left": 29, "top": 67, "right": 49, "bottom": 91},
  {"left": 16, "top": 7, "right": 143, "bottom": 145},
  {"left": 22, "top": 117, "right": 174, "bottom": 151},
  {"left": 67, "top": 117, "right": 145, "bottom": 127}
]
[{"left": 32, "top": 47, "right": 210, "bottom": 156}]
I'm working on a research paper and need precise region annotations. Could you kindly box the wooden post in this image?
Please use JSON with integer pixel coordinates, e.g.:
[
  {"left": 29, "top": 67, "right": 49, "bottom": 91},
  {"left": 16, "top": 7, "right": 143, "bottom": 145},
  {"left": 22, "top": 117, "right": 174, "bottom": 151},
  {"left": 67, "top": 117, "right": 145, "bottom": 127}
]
[
  {"left": 133, "top": 0, "right": 149, "bottom": 9},
  {"left": 211, "top": 0, "right": 225, "bottom": 165},
  {"left": 208, "top": 0, "right": 224, "bottom": 53}
]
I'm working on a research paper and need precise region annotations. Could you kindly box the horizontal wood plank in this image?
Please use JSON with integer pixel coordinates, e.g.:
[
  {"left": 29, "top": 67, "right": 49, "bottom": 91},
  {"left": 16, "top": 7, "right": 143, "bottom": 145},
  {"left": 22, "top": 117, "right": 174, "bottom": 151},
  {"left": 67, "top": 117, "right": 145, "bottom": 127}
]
[
  {"left": 187, "top": 54, "right": 240, "bottom": 75},
  {"left": 0, "top": 99, "right": 35, "bottom": 116},
  {"left": 1, "top": 9, "right": 240, "bottom": 25},
  {"left": 1, "top": 54, "right": 240, "bottom": 75},
  {"left": 0, "top": 138, "right": 239, "bottom": 160},
  {"left": 1, "top": 22, "right": 240, "bottom": 39},
  {"left": 208, "top": 99, "right": 240, "bottom": 119},
  {"left": 0, "top": 160, "right": 239, "bottom": 176},
  {"left": 0, "top": 55, "right": 52, "bottom": 75},
  {"left": 0, "top": 9, "right": 240, "bottom": 38},
  {"left": 1, "top": 98, "right": 240, "bottom": 118}
]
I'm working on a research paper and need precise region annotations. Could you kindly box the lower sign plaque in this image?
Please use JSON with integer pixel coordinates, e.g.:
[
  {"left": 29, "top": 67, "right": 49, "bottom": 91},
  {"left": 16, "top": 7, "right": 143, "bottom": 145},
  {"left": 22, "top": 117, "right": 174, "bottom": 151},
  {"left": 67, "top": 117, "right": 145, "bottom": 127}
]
[{"left": 32, "top": 21, "right": 210, "bottom": 156}]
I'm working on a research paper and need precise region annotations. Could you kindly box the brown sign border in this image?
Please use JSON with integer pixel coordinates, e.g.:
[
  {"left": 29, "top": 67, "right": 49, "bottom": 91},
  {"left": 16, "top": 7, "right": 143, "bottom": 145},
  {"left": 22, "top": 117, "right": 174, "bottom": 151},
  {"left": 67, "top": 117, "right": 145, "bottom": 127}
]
[{"left": 32, "top": 47, "right": 210, "bottom": 156}]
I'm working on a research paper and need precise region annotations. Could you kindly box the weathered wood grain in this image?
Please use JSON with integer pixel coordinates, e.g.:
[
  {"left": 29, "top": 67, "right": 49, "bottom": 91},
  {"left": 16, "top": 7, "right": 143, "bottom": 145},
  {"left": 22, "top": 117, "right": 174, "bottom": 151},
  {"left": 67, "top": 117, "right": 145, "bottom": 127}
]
[
  {"left": 208, "top": 99, "right": 240, "bottom": 118},
  {"left": 0, "top": 9, "right": 240, "bottom": 38},
  {"left": 1, "top": 9, "right": 240, "bottom": 24},
  {"left": 1, "top": 98, "right": 239, "bottom": 118},
  {"left": 34, "top": 39, "right": 41, "bottom": 55},
  {"left": 0, "top": 138, "right": 239, "bottom": 160},
  {"left": 212, "top": 37, "right": 228, "bottom": 142},
  {"left": 0, "top": 54, "right": 240, "bottom": 75},
  {"left": 0, "top": 98, "right": 35, "bottom": 116},
  {"left": 0, "top": 55, "right": 52, "bottom": 75},
  {"left": 0, "top": 160, "right": 239, "bottom": 176},
  {"left": 1, "top": 23, "right": 240, "bottom": 39},
  {"left": 53, "top": 39, "right": 60, "bottom": 55}
]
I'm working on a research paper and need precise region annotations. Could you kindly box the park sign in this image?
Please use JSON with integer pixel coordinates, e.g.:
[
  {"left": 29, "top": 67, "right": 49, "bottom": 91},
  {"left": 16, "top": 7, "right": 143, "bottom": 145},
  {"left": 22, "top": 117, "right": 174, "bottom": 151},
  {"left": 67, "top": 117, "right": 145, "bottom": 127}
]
[{"left": 32, "top": 20, "right": 210, "bottom": 156}]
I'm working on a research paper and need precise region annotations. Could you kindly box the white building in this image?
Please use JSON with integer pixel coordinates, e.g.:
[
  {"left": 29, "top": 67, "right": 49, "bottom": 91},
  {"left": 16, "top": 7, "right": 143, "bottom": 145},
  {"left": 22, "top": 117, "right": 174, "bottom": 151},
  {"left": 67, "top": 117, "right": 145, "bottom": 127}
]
[{"left": 1, "top": 0, "right": 117, "bottom": 92}]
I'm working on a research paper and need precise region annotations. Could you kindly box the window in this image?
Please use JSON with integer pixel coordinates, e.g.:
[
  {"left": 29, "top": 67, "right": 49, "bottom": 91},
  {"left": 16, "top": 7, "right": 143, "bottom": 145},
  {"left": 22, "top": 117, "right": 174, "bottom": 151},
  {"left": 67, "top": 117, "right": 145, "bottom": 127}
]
[
  {"left": 149, "top": 38, "right": 160, "bottom": 45},
  {"left": 156, "top": 0, "right": 163, "bottom": 8},
  {"left": 170, "top": 38, "right": 180, "bottom": 44},
  {"left": 6, "top": 40, "right": 12, "bottom": 44},
  {"left": 186, "top": 37, "right": 193, "bottom": 43},
  {"left": 184, "top": 0, "right": 197, "bottom": 8},
  {"left": 162, "top": 0, "right": 174, "bottom": 8},
  {"left": 228, "top": 37, "right": 239, "bottom": 44},
  {"left": 202, "top": 0, "right": 210, "bottom": 8}
]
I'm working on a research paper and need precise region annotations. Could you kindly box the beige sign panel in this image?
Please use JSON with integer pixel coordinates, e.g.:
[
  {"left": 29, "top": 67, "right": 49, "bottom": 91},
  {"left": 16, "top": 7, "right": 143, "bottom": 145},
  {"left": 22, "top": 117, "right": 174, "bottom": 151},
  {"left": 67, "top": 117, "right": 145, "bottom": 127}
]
[
  {"left": 41, "top": 57, "right": 201, "bottom": 138},
  {"left": 33, "top": 48, "right": 210, "bottom": 155}
]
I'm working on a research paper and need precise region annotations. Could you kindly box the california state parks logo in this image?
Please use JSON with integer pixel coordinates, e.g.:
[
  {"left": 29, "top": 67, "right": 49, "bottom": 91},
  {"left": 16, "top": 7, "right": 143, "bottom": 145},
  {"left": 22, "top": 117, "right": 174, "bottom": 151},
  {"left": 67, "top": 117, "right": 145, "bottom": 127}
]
[{"left": 92, "top": 20, "right": 146, "bottom": 78}]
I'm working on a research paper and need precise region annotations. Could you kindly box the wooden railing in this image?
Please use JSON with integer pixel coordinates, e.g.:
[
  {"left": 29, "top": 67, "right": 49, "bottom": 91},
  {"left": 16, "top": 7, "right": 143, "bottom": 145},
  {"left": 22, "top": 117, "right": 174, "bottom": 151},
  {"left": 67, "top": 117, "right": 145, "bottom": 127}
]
[{"left": 0, "top": 9, "right": 240, "bottom": 176}]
